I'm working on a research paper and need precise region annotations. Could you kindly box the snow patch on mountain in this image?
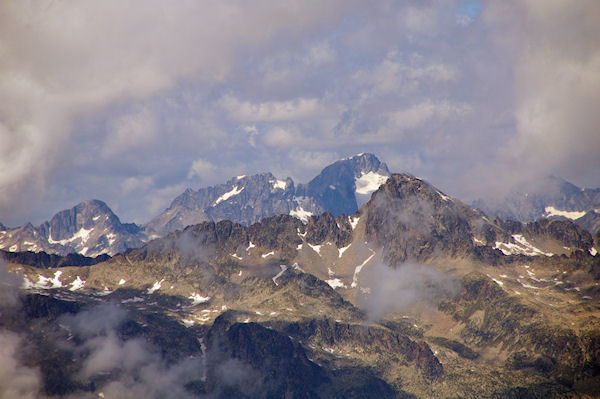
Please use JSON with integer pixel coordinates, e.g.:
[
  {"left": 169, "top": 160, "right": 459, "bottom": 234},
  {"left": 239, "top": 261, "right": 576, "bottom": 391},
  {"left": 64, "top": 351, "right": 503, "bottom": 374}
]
[
  {"left": 48, "top": 227, "right": 93, "bottom": 246},
  {"left": 355, "top": 171, "right": 388, "bottom": 195},
  {"left": 189, "top": 293, "right": 211, "bottom": 305},
  {"left": 214, "top": 186, "right": 244, "bottom": 205},
  {"left": 270, "top": 179, "right": 287, "bottom": 190},
  {"left": 351, "top": 253, "right": 375, "bottom": 288},
  {"left": 36, "top": 270, "right": 63, "bottom": 289},
  {"left": 69, "top": 276, "right": 85, "bottom": 291},
  {"left": 338, "top": 244, "right": 351, "bottom": 258},
  {"left": 272, "top": 265, "right": 288, "bottom": 285},
  {"left": 307, "top": 243, "right": 321, "bottom": 255},
  {"left": 494, "top": 234, "right": 553, "bottom": 257},
  {"left": 290, "top": 206, "right": 313, "bottom": 223},
  {"left": 326, "top": 278, "right": 347, "bottom": 289},
  {"left": 349, "top": 216, "right": 360, "bottom": 230},
  {"left": 147, "top": 279, "right": 164, "bottom": 294},
  {"left": 437, "top": 190, "right": 452, "bottom": 202},
  {"left": 544, "top": 206, "right": 586, "bottom": 220}
]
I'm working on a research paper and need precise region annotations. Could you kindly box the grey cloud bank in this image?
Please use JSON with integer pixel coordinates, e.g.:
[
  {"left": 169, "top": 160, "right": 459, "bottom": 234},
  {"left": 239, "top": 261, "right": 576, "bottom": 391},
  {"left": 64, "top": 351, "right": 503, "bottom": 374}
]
[{"left": 0, "top": 0, "right": 598, "bottom": 226}]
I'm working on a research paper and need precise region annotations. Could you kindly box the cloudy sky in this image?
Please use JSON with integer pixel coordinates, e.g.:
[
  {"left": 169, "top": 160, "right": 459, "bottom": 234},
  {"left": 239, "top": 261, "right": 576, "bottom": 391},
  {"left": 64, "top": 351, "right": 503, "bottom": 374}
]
[{"left": 1, "top": 0, "right": 599, "bottom": 226}]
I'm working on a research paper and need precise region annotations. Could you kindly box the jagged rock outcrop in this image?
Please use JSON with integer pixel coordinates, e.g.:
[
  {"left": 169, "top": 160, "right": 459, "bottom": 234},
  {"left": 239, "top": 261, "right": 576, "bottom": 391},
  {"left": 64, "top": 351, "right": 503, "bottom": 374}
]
[
  {"left": 440, "top": 272, "right": 600, "bottom": 389},
  {"left": 0, "top": 200, "right": 147, "bottom": 257},
  {"left": 296, "top": 152, "right": 390, "bottom": 217},
  {"left": 523, "top": 219, "right": 593, "bottom": 251},
  {"left": 275, "top": 318, "right": 442, "bottom": 380},
  {"left": 145, "top": 173, "right": 297, "bottom": 236},
  {"left": 146, "top": 153, "right": 390, "bottom": 236},
  {"left": 1, "top": 249, "right": 109, "bottom": 268},
  {"left": 363, "top": 174, "right": 480, "bottom": 264}
]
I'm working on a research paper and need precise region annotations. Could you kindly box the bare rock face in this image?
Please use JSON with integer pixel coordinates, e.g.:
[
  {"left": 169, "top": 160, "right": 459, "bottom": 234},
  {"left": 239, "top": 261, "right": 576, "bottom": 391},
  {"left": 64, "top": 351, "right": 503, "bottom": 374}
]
[
  {"left": 304, "top": 211, "right": 353, "bottom": 248},
  {"left": 0, "top": 200, "right": 146, "bottom": 257},
  {"left": 276, "top": 318, "right": 443, "bottom": 380},
  {"left": 146, "top": 153, "right": 390, "bottom": 236},
  {"left": 206, "top": 314, "right": 327, "bottom": 397},
  {"left": 297, "top": 152, "right": 390, "bottom": 217},
  {"left": 145, "top": 173, "right": 297, "bottom": 236},
  {"left": 523, "top": 219, "right": 593, "bottom": 250},
  {"left": 0, "top": 249, "right": 109, "bottom": 268},
  {"left": 363, "top": 174, "right": 477, "bottom": 264}
]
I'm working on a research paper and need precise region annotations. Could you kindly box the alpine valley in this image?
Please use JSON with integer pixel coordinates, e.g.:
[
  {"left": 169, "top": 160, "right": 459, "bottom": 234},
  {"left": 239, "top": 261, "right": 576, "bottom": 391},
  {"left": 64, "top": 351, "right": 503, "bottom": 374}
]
[{"left": 1, "top": 154, "right": 599, "bottom": 398}]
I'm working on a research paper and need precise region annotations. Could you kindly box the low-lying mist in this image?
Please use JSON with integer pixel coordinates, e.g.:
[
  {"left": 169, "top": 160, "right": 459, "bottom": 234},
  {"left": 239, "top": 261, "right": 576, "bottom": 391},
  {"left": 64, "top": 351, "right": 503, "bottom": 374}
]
[{"left": 357, "top": 260, "right": 460, "bottom": 321}]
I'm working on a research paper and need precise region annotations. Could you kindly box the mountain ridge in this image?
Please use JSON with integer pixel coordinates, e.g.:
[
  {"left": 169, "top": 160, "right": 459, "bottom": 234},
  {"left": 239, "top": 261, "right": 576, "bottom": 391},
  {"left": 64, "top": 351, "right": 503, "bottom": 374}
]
[
  {"left": 0, "top": 199, "right": 146, "bottom": 257},
  {"left": 2, "top": 154, "right": 598, "bottom": 259},
  {"left": 473, "top": 175, "right": 600, "bottom": 233},
  {"left": 0, "top": 153, "right": 391, "bottom": 256},
  {"left": 3, "top": 171, "right": 599, "bottom": 398}
]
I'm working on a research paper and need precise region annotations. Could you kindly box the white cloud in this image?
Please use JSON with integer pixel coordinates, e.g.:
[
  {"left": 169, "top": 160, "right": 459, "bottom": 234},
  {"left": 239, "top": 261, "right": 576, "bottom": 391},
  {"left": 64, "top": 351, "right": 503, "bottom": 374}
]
[
  {"left": 0, "top": 0, "right": 354, "bottom": 223},
  {"left": 353, "top": 52, "right": 457, "bottom": 96},
  {"left": 146, "top": 182, "right": 190, "bottom": 217},
  {"left": 387, "top": 101, "right": 471, "bottom": 130},
  {"left": 187, "top": 158, "right": 216, "bottom": 179},
  {"left": 288, "top": 150, "right": 339, "bottom": 174},
  {"left": 103, "top": 108, "right": 158, "bottom": 158},
  {"left": 0, "top": 331, "right": 42, "bottom": 399},
  {"left": 305, "top": 42, "right": 336, "bottom": 66},
  {"left": 2, "top": 0, "right": 598, "bottom": 227},
  {"left": 263, "top": 127, "right": 299, "bottom": 149},
  {"left": 243, "top": 125, "right": 259, "bottom": 147},
  {"left": 507, "top": 0, "right": 600, "bottom": 182},
  {"left": 462, "top": 0, "right": 600, "bottom": 199},
  {"left": 400, "top": 5, "right": 438, "bottom": 33},
  {"left": 121, "top": 176, "right": 154, "bottom": 194},
  {"left": 220, "top": 95, "right": 332, "bottom": 122}
]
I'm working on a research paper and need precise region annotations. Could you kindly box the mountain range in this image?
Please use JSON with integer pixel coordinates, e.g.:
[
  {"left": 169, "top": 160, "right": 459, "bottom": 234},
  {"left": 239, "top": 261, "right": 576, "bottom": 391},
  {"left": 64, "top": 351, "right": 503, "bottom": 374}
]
[
  {"left": 1, "top": 171, "right": 599, "bottom": 398},
  {"left": 0, "top": 153, "right": 390, "bottom": 256},
  {"left": 473, "top": 175, "right": 600, "bottom": 234},
  {"left": 1, "top": 153, "right": 598, "bottom": 260}
]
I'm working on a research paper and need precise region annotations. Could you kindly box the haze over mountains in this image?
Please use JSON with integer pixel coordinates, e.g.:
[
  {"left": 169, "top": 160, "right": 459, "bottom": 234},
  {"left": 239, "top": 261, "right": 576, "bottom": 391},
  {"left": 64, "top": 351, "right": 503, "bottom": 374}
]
[
  {"left": 1, "top": 153, "right": 599, "bottom": 259},
  {"left": 474, "top": 175, "right": 600, "bottom": 232},
  {"left": 2, "top": 168, "right": 598, "bottom": 398}
]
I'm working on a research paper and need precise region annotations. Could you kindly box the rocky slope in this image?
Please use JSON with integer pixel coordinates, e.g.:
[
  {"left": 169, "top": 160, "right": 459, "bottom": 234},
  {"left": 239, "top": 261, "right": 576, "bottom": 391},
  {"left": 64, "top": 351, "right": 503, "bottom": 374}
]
[{"left": 3, "top": 173, "right": 599, "bottom": 398}]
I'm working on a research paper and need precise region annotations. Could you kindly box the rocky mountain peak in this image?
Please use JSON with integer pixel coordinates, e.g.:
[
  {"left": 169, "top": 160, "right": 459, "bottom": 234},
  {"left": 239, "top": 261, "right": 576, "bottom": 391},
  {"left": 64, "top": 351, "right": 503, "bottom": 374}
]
[
  {"left": 146, "top": 154, "right": 390, "bottom": 235},
  {"left": 0, "top": 200, "right": 145, "bottom": 257},
  {"left": 45, "top": 200, "right": 122, "bottom": 238},
  {"left": 296, "top": 153, "right": 390, "bottom": 217},
  {"left": 362, "top": 174, "right": 477, "bottom": 264},
  {"left": 146, "top": 172, "right": 298, "bottom": 236}
]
